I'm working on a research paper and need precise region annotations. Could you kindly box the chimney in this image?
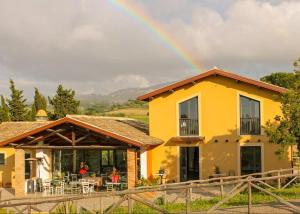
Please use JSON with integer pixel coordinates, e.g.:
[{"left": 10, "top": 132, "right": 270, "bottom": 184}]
[{"left": 36, "top": 109, "right": 48, "bottom": 121}]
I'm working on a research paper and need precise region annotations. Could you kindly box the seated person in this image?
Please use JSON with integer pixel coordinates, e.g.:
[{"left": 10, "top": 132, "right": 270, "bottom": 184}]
[
  {"left": 79, "top": 161, "right": 89, "bottom": 176},
  {"left": 110, "top": 167, "right": 120, "bottom": 183}
]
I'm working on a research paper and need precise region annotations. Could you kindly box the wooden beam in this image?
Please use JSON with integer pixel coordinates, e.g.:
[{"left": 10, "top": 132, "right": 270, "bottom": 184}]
[
  {"left": 75, "top": 133, "right": 90, "bottom": 144},
  {"left": 54, "top": 133, "right": 72, "bottom": 144},
  {"left": 19, "top": 145, "right": 129, "bottom": 149},
  {"left": 16, "top": 128, "right": 66, "bottom": 147}
]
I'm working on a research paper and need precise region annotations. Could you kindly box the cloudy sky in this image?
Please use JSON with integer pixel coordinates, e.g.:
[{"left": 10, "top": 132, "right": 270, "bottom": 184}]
[{"left": 0, "top": 0, "right": 299, "bottom": 97}]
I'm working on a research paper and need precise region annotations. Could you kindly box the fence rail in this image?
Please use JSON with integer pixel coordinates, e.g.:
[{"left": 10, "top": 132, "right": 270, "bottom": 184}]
[{"left": 1, "top": 167, "right": 300, "bottom": 213}]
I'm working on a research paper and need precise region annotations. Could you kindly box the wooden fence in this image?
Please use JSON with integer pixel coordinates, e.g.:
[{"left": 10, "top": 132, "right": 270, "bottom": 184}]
[{"left": 1, "top": 167, "right": 300, "bottom": 214}]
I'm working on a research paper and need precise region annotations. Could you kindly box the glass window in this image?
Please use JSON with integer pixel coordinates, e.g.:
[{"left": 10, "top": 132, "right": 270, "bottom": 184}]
[
  {"left": 0, "top": 153, "right": 4, "bottom": 165},
  {"left": 240, "top": 96, "right": 261, "bottom": 135},
  {"left": 25, "top": 153, "right": 31, "bottom": 179},
  {"left": 101, "top": 150, "right": 109, "bottom": 166},
  {"left": 179, "top": 96, "right": 199, "bottom": 136}
]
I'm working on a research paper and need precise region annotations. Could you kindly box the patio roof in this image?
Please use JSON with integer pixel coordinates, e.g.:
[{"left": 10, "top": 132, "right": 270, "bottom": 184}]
[{"left": 0, "top": 115, "right": 163, "bottom": 147}]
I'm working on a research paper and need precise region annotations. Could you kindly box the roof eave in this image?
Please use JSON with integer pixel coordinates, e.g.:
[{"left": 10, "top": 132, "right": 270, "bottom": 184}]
[{"left": 137, "top": 69, "right": 288, "bottom": 101}]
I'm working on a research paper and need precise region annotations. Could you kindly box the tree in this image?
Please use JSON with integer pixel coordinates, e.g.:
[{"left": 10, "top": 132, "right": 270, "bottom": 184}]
[
  {"left": 0, "top": 95, "right": 10, "bottom": 122},
  {"left": 7, "top": 80, "right": 28, "bottom": 121},
  {"left": 260, "top": 72, "right": 298, "bottom": 89},
  {"left": 33, "top": 88, "right": 47, "bottom": 111},
  {"left": 49, "top": 84, "right": 80, "bottom": 119},
  {"left": 261, "top": 58, "right": 300, "bottom": 89},
  {"left": 264, "top": 58, "right": 300, "bottom": 160},
  {"left": 30, "top": 88, "right": 47, "bottom": 120}
]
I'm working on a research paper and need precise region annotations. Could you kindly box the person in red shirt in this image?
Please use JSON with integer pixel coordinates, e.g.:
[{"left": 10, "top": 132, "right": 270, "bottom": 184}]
[{"left": 79, "top": 162, "right": 88, "bottom": 176}]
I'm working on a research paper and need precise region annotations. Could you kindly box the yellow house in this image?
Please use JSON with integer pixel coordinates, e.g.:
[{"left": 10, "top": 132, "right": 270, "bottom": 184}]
[{"left": 138, "top": 68, "right": 291, "bottom": 182}]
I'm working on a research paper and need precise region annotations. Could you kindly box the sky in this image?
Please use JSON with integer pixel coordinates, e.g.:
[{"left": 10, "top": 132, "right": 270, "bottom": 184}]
[{"left": 0, "top": 0, "right": 299, "bottom": 97}]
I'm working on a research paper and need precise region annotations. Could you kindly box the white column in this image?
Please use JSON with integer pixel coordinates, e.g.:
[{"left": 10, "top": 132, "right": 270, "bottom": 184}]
[
  {"left": 140, "top": 149, "right": 148, "bottom": 179},
  {"left": 36, "top": 149, "right": 51, "bottom": 180}
]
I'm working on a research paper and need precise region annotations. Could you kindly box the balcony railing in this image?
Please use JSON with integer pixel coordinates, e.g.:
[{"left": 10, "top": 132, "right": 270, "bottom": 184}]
[
  {"left": 179, "top": 118, "right": 199, "bottom": 136},
  {"left": 240, "top": 117, "right": 261, "bottom": 135}
]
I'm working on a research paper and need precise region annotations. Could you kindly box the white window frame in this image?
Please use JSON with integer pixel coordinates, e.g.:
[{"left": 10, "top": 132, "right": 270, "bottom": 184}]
[
  {"left": 237, "top": 92, "right": 264, "bottom": 136},
  {"left": 176, "top": 93, "right": 202, "bottom": 137},
  {"left": 237, "top": 143, "right": 264, "bottom": 176},
  {"left": 177, "top": 145, "right": 202, "bottom": 182}
]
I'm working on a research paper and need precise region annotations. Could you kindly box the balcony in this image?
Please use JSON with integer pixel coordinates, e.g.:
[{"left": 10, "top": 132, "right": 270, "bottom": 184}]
[
  {"left": 240, "top": 117, "right": 261, "bottom": 135},
  {"left": 179, "top": 118, "right": 199, "bottom": 136}
]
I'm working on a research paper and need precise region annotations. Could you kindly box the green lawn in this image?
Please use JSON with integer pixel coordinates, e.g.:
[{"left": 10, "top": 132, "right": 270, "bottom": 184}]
[{"left": 110, "top": 183, "right": 300, "bottom": 213}]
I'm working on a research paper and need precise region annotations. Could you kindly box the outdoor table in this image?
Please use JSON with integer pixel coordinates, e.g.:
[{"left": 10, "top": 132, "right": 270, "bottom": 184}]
[
  {"left": 106, "top": 182, "right": 121, "bottom": 191},
  {"left": 84, "top": 176, "right": 103, "bottom": 191}
]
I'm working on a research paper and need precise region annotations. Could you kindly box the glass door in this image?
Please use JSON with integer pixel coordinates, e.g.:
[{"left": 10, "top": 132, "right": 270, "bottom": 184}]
[
  {"left": 240, "top": 146, "right": 262, "bottom": 175},
  {"left": 180, "top": 147, "right": 199, "bottom": 182}
]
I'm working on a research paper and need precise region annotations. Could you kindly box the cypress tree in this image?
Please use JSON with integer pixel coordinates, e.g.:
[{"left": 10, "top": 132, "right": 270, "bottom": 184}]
[
  {"left": 7, "top": 79, "right": 28, "bottom": 121},
  {"left": 48, "top": 84, "right": 80, "bottom": 119},
  {"left": 33, "top": 88, "right": 47, "bottom": 111},
  {"left": 30, "top": 88, "right": 47, "bottom": 120},
  {"left": 0, "top": 95, "right": 10, "bottom": 122}
]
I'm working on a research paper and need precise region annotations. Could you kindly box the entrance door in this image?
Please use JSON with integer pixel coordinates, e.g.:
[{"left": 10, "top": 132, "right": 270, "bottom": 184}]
[
  {"left": 240, "top": 146, "right": 262, "bottom": 175},
  {"left": 180, "top": 147, "right": 199, "bottom": 182}
]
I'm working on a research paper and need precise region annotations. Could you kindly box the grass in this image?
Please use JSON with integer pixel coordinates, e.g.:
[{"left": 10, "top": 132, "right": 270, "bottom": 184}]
[
  {"left": 109, "top": 183, "right": 300, "bottom": 213},
  {"left": 104, "top": 107, "right": 149, "bottom": 124}
]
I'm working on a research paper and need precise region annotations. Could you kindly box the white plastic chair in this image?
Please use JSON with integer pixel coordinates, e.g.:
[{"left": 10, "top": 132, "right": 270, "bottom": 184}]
[
  {"left": 42, "top": 181, "right": 53, "bottom": 195},
  {"left": 82, "top": 182, "right": 90, "bottom": 194},
  {"left": 88, "top": 180, "right": 95, "bottom": 193},
  {"left": 55, "top": 181, "right": 65, "bottom": 195}
]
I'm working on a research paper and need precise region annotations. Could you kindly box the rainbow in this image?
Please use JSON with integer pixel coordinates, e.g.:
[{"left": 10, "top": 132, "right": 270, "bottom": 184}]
[{"left": 109, "top": 0, "right": 202, "bottom": 72}]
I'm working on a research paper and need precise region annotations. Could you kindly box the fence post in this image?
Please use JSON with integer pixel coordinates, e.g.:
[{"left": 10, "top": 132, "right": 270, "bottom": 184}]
[
  {"left": 163, "top": 184, "right": 167, "bottom": 205},
  {"left": 186, "top": 187, "right": 191, "bottom": 214},
  {"left": 128, "top": 194, "right": 133, "bottom": 214},
  {"left": 220, "top": 178, "right": 224, "bottom": 198},
  {"left": 27, "top": 205, "right": 31, "bottom": 214},
  {"left": 99, "top": 197, "right": 103, "bottom": 214},
  {"left": 277, "top": 169, "right": 281, "bottom": 189},
  {"left": 248, "top": 178, "right": 252, "bottom": 214}
]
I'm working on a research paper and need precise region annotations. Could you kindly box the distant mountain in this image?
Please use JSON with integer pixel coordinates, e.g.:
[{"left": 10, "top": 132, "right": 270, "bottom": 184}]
[{"left": 78, "top": 82, "right": 170, "bottom": 105}]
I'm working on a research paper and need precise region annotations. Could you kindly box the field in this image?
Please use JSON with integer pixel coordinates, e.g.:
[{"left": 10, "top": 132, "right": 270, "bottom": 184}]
[{"left": 104, "top": 107, "right": 149, "bottom": 124}]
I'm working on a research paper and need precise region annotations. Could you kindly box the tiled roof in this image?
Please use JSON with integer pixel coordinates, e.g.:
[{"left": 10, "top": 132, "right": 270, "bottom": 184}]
[
  {"left": 0, "top": 115, "right": 162, "bottom": 147},
  {"left": 67, "top": 115, "right": 162, "bottom": 146},
  {"left": 138, "top": 68, "right": 288, "bottom": 101},
  {"left": 0, "top": 121, "right": 50, "bottom": 142}
]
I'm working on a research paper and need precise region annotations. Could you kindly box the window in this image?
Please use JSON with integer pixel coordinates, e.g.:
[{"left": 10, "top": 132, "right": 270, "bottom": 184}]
[
  {"left": 25, "top": 153, "right": 31, "bottom": 179},
  {"left": 179, "top": 96, "right": 199, "bottom": 136},
  {"left": 240, "top": 146, "right": 262, "bottom": 175},
  {"left": 0, "top": 153, "right": 5, "bottom": 165},
  {"left": 101, "top": 150, "right": 114, "bottom": 166},
  {"left": 240, "top": 95, "right": 261, "bottom": 135}
]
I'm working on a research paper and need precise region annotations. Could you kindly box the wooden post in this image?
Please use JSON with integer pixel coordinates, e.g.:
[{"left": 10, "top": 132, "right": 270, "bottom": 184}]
[
  {"left": 163, "top": 185, "right": 167, "bottom": 205},
  {"left": 186, "top": 187, "right": 191, "bottom": 214},
  {"left": 128, "top": 194, "right": 133, "bottom": 214},
  {"left": 99, "top": 197, "right": 103, "bottom": 214},
  {"left": 248, "top": 180, "right": 252, "bottom": 214},
  {"left": 277, "top": 169, "right": 281, "bottom": 189},
  {"left": 72, "top": 131, "right": 77, "bottom": 174},
  {"left": 220, "top": 178, "right": 224, "bottom": 198},
  {"left": 27, "top": 205, "right": 31, "bottom": 214}
]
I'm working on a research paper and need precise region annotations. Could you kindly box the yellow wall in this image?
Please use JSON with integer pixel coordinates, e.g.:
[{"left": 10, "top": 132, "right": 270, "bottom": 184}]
[
  {"left": 148, "top": 75, "right": 291, "bottom": 181},
  {"left": 0, "top": 148, "right": 37, "bottom": 188},
  {"left": 0, "top": 148, "right": 15, "bottom": 187}
]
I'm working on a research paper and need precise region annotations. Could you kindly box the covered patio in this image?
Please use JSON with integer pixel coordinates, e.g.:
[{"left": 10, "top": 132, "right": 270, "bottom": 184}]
[{"left": 0, "top": 115, "right": 162, "bottom": 196}]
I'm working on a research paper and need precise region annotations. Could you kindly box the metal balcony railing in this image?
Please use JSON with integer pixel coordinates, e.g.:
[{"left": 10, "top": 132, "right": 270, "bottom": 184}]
[
  {"left": 179, "top": 118, "right": 199, "bottom": 136},
  {"left": 240, "top": 117, "right": 261, "bottom": 135}
]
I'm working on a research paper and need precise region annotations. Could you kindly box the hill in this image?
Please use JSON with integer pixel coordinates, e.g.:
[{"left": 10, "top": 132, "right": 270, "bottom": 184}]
[{"left": 78, "top": 82, "right": 170, "bottom": 105}]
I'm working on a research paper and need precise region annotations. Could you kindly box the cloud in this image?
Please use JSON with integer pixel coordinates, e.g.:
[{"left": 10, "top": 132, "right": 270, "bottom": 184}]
[
  {"left": 165, "top": 0, "right": 300, "bottom": 72},
  {"left": 0, "top": 0, "right": 299, "bottom": 97}
]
